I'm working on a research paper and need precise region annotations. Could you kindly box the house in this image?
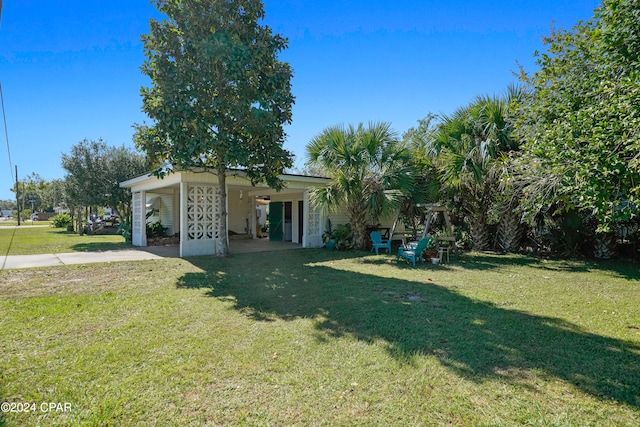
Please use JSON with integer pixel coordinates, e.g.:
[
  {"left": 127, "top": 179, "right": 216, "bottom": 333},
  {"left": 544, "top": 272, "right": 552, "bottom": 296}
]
[
  {"left": 121, "top": 169, "right": 405, "bottom": 257},
  {"left": 120, "top": 169, "right": 334, "bottom": 257}
]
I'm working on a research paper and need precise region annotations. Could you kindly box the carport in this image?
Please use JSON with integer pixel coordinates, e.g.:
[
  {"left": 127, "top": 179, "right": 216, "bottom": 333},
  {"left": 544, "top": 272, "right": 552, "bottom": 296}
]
[{"left": 120, "top": 170, "right": 331, "bottom": 257}]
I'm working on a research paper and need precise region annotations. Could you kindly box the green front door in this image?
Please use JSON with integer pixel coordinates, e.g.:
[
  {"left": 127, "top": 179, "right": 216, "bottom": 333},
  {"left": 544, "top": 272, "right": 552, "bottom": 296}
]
[{"left": 269, "top": 201, "right": 283, "bottom": 241}]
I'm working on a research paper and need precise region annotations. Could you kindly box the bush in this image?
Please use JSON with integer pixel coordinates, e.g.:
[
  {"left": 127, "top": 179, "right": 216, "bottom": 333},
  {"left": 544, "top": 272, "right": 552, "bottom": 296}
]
[
  {"left": 333, "top": 223, "right": 354, "bottom": 250},
  {"left": 50, "top": 213, "right": 73, "bottom": 229},
  {"left": 118, "top": 220, "right": 132, "bottom": 242},
  {"left": 146, "top": 221, "right": 167, "bottom": 238}
]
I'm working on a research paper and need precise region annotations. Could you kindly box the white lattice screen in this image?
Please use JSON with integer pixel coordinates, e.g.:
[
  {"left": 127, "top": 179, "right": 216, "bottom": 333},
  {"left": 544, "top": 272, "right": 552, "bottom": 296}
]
[
  {"left": 308, "top": 204, "right": 320, "bottom": 236},
  {"left": 132, "top": 191, "right": 143, "bottom": 244},
  {"left": 186, "top": 185, "right": 221, "bottom": 240}
]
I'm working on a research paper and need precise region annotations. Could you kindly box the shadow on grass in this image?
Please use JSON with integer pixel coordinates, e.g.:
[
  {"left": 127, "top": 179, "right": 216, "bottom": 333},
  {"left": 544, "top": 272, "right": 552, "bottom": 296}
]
[
  {"left": 451, "top": 252, "right": 640, "bottom": 280},
  {"left": 70, "top": 242, "right": 131, "bottom": 252},
  {"left": 177, "top": 250, "right": 640, "bottom": 408}
]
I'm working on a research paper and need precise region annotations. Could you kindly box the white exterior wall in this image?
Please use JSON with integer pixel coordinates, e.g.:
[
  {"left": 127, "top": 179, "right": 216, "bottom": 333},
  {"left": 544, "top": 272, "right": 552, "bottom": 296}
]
[
  {"left": 326, "top": 207, "right": 405, "bottom": 240},
  {"left": 303, "top": 189, "right": 323, "bottom": 248},
  {"left": 122, "top": 171, "right": 333, "bottom": 255},
  {"left": 146, "top": 193, "right": 175, "bottom": 236},
  {"left": 180, "top": 182, "right": 225, "bottom": 257},
  {"left": 132, "top": 190, "right": 146, "bottom": 247},
  {"left": 172, "top": 191, "right": 180, "bottom": 237},
  {"left": 227, "top": 189, "right": 253, "bottom": 234}
]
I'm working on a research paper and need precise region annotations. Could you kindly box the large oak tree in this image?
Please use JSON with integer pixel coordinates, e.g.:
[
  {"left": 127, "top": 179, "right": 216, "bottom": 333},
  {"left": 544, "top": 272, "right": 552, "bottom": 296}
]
[{"left": 134, "top": 0, "right": 294, "bottom": 256}]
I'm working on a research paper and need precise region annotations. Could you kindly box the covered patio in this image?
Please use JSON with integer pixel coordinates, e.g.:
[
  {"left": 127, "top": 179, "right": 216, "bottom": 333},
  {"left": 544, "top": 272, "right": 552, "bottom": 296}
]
[
  {"left": 120, "top": 170, "right": 330, "bottom": 257},
  {"left": 139, "top": 238, "right": 303, "bottom": 258}
]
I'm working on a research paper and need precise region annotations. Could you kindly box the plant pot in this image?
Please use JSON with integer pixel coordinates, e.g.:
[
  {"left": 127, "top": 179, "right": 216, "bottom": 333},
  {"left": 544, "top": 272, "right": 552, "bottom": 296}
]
[
  {"left": 431, "top": 257, "right": 440, "bottom": 265},
  {"left": 325, "top": 240, "right": 337, "bottom": 251},
  {"left": 424, "top": 250, "right": 439, "bottom": 259}
]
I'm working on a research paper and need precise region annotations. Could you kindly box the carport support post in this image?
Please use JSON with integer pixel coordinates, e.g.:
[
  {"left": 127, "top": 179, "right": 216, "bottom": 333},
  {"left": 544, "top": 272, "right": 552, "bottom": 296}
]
[{"left": 132, "top": 190, "right": 147, "bottom": 247}]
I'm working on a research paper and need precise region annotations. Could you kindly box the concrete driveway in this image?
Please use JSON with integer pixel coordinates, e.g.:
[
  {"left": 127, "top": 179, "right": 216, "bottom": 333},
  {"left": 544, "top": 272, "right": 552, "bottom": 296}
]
[{"left": 1, "top": 240, "right": 302, "bottom": 270}]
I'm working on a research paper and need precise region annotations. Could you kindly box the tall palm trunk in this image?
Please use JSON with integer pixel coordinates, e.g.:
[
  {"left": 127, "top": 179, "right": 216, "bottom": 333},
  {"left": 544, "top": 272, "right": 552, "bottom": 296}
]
[
  {"left": 497, "top": 202, "right": 524, "bottom": 253},
  {"left": 462, "top": 185, "right": 493, "bottom": 251},
  {"left": 349, "top": 203, "right": 369, "bottom": 250},
  {"left": 467, "top": 210, "right": 491, "bottom": 251}
]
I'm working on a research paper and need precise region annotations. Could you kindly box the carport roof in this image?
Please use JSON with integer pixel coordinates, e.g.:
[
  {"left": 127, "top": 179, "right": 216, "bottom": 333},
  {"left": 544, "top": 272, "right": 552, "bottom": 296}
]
[{"left": 120, "top": 169, "right": 331, "bottom": 193}]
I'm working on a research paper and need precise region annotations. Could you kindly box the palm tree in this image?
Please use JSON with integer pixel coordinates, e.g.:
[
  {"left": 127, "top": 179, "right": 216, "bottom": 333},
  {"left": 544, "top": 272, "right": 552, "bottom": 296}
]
[
  {"left": 431, "top": 89, "right": 521, "bottom": 251},
  {"left": 306, "top": 121, "right": 413, "bottom": 250}
]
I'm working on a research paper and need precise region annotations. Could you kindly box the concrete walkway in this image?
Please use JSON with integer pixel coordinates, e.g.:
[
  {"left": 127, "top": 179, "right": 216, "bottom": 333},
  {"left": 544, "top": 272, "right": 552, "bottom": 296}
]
[
  {"left": 1, "top": 247, "right": 176, "bottom": 270},
  {"left": 1, "top": 239, "right": 302, "bottom": 270}
]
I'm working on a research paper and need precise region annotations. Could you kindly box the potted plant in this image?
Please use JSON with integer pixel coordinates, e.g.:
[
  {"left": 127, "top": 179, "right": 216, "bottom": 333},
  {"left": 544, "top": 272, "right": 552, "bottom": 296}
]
[
  {"left": 332, "top": 223, "right": 354, "bottom": 250},
  {"left": 322, "top": 219, "right": 337, "bottom": 250},
  {"left": 423, "top": 238, "right": 440, "bottom": 261}
]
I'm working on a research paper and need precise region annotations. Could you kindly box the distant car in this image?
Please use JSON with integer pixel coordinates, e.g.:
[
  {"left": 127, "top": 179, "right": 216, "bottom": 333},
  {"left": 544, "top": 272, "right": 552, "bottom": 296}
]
[{"left": 31, "top": 213, "right": 39, "bottom": 220}]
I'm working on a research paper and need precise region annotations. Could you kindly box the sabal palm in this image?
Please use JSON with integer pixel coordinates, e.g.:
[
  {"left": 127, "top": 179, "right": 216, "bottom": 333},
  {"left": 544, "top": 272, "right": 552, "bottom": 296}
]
[
  {"left": 306, "top": 121, "right": 413, "bottom": 250},
  {"left": 433, "top": 92, "right": 517, "bottom": 250}
]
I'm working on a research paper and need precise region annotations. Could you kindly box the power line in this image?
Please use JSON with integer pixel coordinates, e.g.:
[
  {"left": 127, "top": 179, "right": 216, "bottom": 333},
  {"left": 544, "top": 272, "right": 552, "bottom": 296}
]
[{"left": 1, "top": 82, "right": 14, "bottom": 183}]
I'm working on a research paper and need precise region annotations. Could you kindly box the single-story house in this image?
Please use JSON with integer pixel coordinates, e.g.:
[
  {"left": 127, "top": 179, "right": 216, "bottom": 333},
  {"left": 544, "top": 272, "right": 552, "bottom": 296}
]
[
  {"left": 120, "top": 169, "right": 328, "bottom": 257},
  {"left": 120, "top": 169, "right": 403, "bottom": 257}
]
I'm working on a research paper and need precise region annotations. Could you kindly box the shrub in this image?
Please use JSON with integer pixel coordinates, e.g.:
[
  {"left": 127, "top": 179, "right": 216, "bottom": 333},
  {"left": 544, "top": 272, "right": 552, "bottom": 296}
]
[
  {"left": 118, "top": 220, "right": 132, "bottom": 242},
  {"left": 333, "top": 223, "right": 354, "bottom": 250},
  {"left": 50, "top": 213, "right": 73, "bottom": 229},
  {"left": 146, "top": 221, "right": 167, "bottom": 238}
]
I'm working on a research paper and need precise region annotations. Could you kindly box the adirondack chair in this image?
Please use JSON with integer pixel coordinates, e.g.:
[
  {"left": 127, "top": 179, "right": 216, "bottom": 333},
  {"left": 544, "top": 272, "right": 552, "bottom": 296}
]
[
  {"left": 397, "top": 238, "right": 430, "bottom": 266},
  {"left": 370, "top": 230, "right": 391, "bottom": 255}
]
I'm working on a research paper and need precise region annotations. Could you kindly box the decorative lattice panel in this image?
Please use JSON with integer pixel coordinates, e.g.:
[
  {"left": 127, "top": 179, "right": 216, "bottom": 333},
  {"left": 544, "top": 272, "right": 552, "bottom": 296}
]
[
  {"left": 132, "top": 192, "right": 142, "bottom": 236},
  {"left": 307, "top": 204, "right": 320, "bottom": 236},
  {"left": 187, "top": 185, "right": 220, "bottom": 240}
]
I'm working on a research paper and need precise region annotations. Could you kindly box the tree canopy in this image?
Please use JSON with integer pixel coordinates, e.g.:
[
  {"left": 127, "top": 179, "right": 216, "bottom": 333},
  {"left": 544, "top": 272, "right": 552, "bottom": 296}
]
[
  {"left": 61, "top": 139, "right": 146, "bottom": 225},
  {"left": 306, "top": 121, "right": 413, "bottom": 250},
  {"left": 513, "top": 0, "right": 640, "bottom": 234},
  {"left": 135, "top": 0, "right": 294, "bottom": 256}
]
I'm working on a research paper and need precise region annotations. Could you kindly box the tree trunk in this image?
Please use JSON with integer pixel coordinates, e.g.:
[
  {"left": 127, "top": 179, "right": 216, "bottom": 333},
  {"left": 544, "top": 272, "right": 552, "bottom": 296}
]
[
  {"left": 76, "top": 207, "right": 84, "bottom": 235},
  {"left": 593, "top": 233, "right": 617, "bottom": 259},
  {"left": 469, "top": 213, "right": 491, "bottom": 251},
  {"left": 349, "top": 203, "right": 368, "bottom": 251},
  {"left": 463, "top": 187, "right": 492, "bottom": 251},
  {"left": 216, "top": 164, "right": 230, "bottom": 257},
  {"left": 498, "top": 204, "right": 523, "bottom": 253}
]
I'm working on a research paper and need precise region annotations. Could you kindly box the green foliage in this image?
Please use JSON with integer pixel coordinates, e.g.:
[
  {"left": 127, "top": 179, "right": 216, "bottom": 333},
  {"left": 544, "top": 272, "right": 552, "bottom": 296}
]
[
  {"left": 2, "top": 253, "right": 640, "bottom": 425},
  {"left": 332, "top": 223, "right": 354, "bottom": 250},
  {"left": 61, "top": 139, "right": 146, "bottom": 222},
  {"left": 0, "top": 199, "right": 15, "bottom": 210},
  {"left": 321, "top": 218, "right": 334, "bottom": 243},
  {"left": 135, "top": 0, "right": 294, "bottom": 183},
  {"left": 0, "top": 226, "right": 127, "bottom": 255},
  {"left": 146, "top": 221, "right": 167, "bottom": 238},
  {"left": 49, "top": 213, "right": 73, "bottom": 229},
  {"left": 135, "top": 0, "right": 295, "bottom": 256},
  {"left": 11, "top": 172, "right": 47, "bottom": 213},
  {"left": 513, "top": 0, "right": 640, "bottom": 234},
  {"left": 424, "top": 88, "right": 523, "bottom": 251},
  {"left": 118, "top": 220, "right": 132, "bottom": 242},
  {"left": 306, "top": 121, "right": 413, "bottom": 250}
]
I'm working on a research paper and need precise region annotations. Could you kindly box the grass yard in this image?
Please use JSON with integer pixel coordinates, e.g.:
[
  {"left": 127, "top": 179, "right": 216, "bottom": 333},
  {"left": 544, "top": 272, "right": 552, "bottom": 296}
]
[
  {"left": 0, "top": 226, "right": 128, "bottom": 255},
  {"left": 1, "top": 250, "right": 639, "bottom": 426}
]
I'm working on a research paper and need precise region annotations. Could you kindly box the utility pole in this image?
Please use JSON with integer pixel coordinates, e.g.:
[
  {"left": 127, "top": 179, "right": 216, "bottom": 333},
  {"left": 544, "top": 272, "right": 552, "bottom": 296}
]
[{"left": 15, "top": 164, "right": 20, "bottom": 226}]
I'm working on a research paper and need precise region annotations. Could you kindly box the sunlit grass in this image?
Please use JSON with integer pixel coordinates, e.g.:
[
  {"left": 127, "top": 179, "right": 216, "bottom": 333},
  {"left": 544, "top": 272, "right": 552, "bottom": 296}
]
[
  {"left": 0, "top": 226, "right": 128, "bottom": 255},
  {"left": 1, "top": 251, "right": 639, "bottom": 426}
]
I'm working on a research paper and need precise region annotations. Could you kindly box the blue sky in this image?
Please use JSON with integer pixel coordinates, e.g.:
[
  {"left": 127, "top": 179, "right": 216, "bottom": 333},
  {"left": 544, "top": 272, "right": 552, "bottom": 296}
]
[{"left": 0, "top": 0, "right": 601, "bottom": 200}]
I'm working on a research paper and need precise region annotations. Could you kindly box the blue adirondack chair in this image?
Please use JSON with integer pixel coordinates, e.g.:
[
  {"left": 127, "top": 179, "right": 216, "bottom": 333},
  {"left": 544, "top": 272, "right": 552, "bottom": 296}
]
[
  {"left": 397, "top": 238, "right": 430, "bottom": 266},
  {"left": 370, "top": 230, "right": 391, "bottom": 255}
]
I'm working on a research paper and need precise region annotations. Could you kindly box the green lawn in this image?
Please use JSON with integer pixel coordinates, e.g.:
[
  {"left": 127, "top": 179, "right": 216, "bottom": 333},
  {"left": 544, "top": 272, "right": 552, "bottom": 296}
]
[
  {"left": 1, "top": 250, "right": 639, "bottom": 426},
  {"left": 0, "top": 226, "right": 128, "bottom": 255}
]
